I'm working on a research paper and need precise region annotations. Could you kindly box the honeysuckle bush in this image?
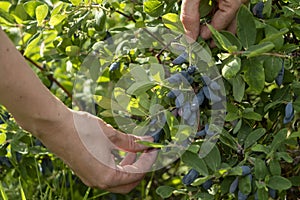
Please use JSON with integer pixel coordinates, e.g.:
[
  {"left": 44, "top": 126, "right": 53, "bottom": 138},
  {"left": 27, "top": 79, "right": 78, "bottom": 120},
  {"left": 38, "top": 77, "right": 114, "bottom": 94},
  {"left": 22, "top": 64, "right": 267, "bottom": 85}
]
[{"left": 0, "top": 0, "right": 299, "bottom": 199}]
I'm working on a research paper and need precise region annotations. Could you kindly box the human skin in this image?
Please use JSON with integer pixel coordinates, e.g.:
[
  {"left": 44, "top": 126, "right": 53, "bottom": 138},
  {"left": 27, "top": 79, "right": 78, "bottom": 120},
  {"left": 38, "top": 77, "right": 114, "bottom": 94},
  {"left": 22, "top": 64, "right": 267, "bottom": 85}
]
[
  {"left": 0, "top": 28, "right": 157, "bottom": 194},
  {"left": 180, "top": 0, "right": 247, "bottom": 42}
]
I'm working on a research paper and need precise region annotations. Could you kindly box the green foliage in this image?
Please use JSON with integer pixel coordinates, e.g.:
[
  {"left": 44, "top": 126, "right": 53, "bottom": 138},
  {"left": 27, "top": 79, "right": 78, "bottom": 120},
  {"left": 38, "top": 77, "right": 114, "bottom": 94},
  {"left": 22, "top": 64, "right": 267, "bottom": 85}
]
[{"left": 0, "top": 0, "right": 299, "bottom": 199}]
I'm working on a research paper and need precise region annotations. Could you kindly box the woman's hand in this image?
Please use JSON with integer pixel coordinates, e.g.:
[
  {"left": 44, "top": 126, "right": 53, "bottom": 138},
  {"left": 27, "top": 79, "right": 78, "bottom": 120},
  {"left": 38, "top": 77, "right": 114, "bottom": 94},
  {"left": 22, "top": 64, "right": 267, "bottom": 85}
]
[
  {"left": 180, "top": 0, "right": 247, "bottom": 42},
  {"left": 38, "top": 110, "right": 157, "bottom": 194}
]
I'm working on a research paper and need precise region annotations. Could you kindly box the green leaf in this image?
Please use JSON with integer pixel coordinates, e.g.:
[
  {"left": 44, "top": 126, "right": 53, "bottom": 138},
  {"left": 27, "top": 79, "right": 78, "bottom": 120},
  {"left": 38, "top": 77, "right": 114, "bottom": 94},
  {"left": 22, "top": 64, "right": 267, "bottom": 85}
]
[
  {"left": 49, "top": 14, "right": 66, "bottom": 26},
  {"left": 0, "top": 8, "right": 15, "bottom": 24},
  {"left": 198, "top": 0, "right": 214, "bottom": 17},
  {"left": 222, "top": 56, "right": 241, "bottom": 79},
  {"left": 270, "top": 128, "right": 287, "bottom": 152},
  {"left": 207, "top": 24, "right": 234, "bottom": 52},
  {"left": 126, "top": 81, "right": 156, "bottom": 95},
  {"left": 36, "top": 4, "right": 48, "bottom": 26},
  {"left": 143, "top": 0, "right": 164, "bottom": 17},
  {"left": 203, "top": 146, "right": 221, "bottom": 171},
  {"left": 221, "top": 31, "right": 242, "bottom": 51},
  {"left": 242, "top": 111, "right": 262, "bottom": 121},
  {"left": 69, "top": 0, "right": 81, "bottom": 6},
  {"left": 264, "top": 56, "right": 283, "bottom": 83},
  {"left": 245, "top": 42, "right": 275, "bottom": 58},
  {"left": 288, "top": 176, "right": 300, "bottom": 186},
  {"left": 267, "top": 176, "right": 292, "bottom": 190},
  {"left": 65, "top": 45, "right": 80, "bottom": 57},
  {"left": 24, "top": 1, "right": 43, "bottom": 18},
  {"left": 94, "top": 9, "right": 106, "bottom": 32},
  {"left": 275, "top": 152, "right": 293, "bottom": 163},
  {"left": 149, "top": 63, "right": 165, "bottom": 82},
  {"left": 24, "top": 32, "right": 42, "bottom": 56},
  {"left": 243, "top": 58, "right": 265, "bottom": 94},
  {"left": 237, "top": 5, "right": 256, "bottom": 49},
  {"left": 162, "top": 13, "right": 184, "bottom": 33},
  {"left": 232, "top": 75, "right": 245, "bottom": 102},
  {"left": 0, "top": 133, "right": 6, "bottom": 145},
  {"left": 182, "top": 151, "right": 208, "bottom": 176},
  {"left": 261, "top": 26, "right": 288, "bottom": 50},
  {"left": 156, "top": 186, "right": 175, "bottom": 198},
  {"left": 251, "top": 144, "right": 270, "bottom": 154},
  {"left": 257, "top": 188, "right": 268, "bottom": 200},
  {"left": 269, "top": 159, "right": 281, "bottom": 176},
  {"left": 255, "top": 158, "right": 268, "bottom": 180},
  {"left": 238, "top": 175, "right": 252, "bottom": 195},
  {"left": 244, "top": 128, "right": 266, "bottom": 149}
]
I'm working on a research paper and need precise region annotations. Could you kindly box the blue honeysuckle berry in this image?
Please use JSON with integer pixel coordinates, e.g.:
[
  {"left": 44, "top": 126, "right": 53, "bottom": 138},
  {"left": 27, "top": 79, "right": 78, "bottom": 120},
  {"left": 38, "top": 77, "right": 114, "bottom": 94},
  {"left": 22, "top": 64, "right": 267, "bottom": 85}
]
[
  {"left": 201, "top": 75, "right": 212, "bottom": 85},
  {"left": 182, "top": 169, "right": 199, "bottom": 185},
  {"left": 109, "top": 62, "right": 120, "bottom": 72},
  {"left": 151, "top": 129, "right": 164, "bottom": 143},
  {"left": 269, "top": 188, "right": 276, "bottom": 199},
  {"left": 172, "top": 52, "right": 188, "bottom": 65},
  {"left": 229, "top": 177, "right": 239, "bottom": 193},
  {"left": 238, "top": 190, "right": 248, "bottom": 200},
  {"left": 196, "top": 129, "right": 206, "bottom": 137},
  {"left": 284, "top": 102, "right": 294, "bottom": 124},
  {"left": 196, "top": 89, "right": 205, "bottom": 106},
  {"left": 252, "top": 2, "right": 264, "bottom": 19},
  {"left": 182, "top": 102, "right": 192, "bottom": 121},
  {"left": 187, "top": 112, "right": 197, "bottom": 126},
  {"left": 209, "top": 81, "right": 221, "bottom": 91},
  {"left": 187, "top": 65, "right": 197, "bottom": 75},
  {"left": 202, "top": 179, "right": 213, "bottom": 190},
  {"left": 275, "top": 64, "right": 284, "bottom": 86},
  {"left": 175, "top": 93, "right": 185, "bottom": 108},
  {"left": 168, "top": 74, "right": 182, "bottom": 84},
  {"left": 241, "top": 166, "right": 251, "bottom": 176}
]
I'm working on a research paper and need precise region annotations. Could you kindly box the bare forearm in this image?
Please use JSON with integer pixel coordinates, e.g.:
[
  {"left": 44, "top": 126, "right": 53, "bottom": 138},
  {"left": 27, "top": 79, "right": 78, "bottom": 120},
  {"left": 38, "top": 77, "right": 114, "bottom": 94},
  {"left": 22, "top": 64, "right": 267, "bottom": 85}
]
[{"left": 0, "top": 29, "right": 70, "bottom": 137}]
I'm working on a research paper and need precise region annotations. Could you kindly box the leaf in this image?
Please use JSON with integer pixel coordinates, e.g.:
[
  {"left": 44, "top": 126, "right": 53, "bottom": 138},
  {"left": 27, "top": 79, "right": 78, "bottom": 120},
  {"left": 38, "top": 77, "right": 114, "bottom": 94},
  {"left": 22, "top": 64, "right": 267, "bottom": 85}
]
[
  {"left": 245, "top": 42, "right": 275, "bottom": 58},
  {"left": 222, "top": 56, "right": 241, "bottom": 79},
  {"left": 238, "top": 175, "right": 252, "bottom": 195},
  {"left": 257, "top": 188, "right": 269, "bottom": 200},
  {"left": 207, "top": 24, "right": 234, "bottom": 52},
  {"left": 232, "top": 75, "right": 245, "bottom": 102},
  {"left": 0, "top": 133, "right": 6, "bottom": 145},
  {"left": 65, "top": 45, "right": 80, "bottom": 57},
  {"left": 182, "top": 150, "right": 208, "bottom": 176},
  {"left": 149, "top": 63, "right": 165, "bottom": 82},
  {"left": 261, "top": 26, "right": 288, "bottom": 50},
  {"left": 126, "top": 81, "right": 156, "bottom": 95},
  {"left": 24, "top": 1, "right": 43, "bottom": 18},
  {"left": 156, "top": 186, "right": 175, "bottom": 198},
  {"left": 198, "top": 0, "right": 214, "bottom": 17},
  {"left": 203, "top": 146, "right": 221, "bottom": 171},
  {"left": 94, "top": 9, "right": 106, "bottom": 32},
  {"left": 143, "top": 0, "right": 164, "bottom": 17},
  {"left": 244, "top": 128, "right": 266, "bottom": 149},
  {"left": 162, "top": 13, "right": 184, "bottom": 33},
  {"left": 237, "top": 5, "right": 256, "bottom": 49},
  {"left": 270, "top": 128, "right": 287, "bottom": 151},
  {"left": 221, "top": 31, "right": 242, "bottom": 51},
  {"left": 49, "top": 14, "right": 66, "bottom": 26},
  {"left": 0, "top": 8, "right": 15, "bottom": 24},
  {"left": 264, "top": 56, "right": 283, "bottom": 83},
  {"left": 242, "top": 111, "right": 262, "bottom": 121},
  {"left": 255, "top": 158, "right": 268, "bottom": 180},
  {"left": 36, "top": 4, "right": 48, "bottom": 26},
  {"left": 267, "top": 176, "right": 292, "bottom": 190},
  {"left": 269, "top": 159, "right": 281, "bottom": 176},
  {"left": 130, "top": 66, "right": 150, "bottom": 82},
  {"left": 243, "top": 58, "right": 265, "bottom": 94},
  {"left": 69, "top": 0, "right": 81, "bottom": 6},
  {"left": 24, "top": 32, "right": 42, "bottom": 56}
]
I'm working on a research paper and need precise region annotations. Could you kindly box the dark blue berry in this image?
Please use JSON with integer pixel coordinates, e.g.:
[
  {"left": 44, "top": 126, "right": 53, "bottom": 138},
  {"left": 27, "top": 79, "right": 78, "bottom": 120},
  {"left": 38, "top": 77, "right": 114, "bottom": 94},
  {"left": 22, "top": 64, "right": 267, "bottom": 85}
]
[
  {"left": 275, "top": 64, "right": 284, "bottom": 86},
  {"left": 187, "top": 65, "right": 197, "bottom": 75},
  {"left": 209, "top": 81, "right": 221, "bottom": 91},
  {"left": 269, "top": 188, "right": 276, "bottom": 199},
  {"left": 109, "top": 62, "right": 120, "bottom": 72},
  {"left": 238, "top": 190, "right": 248, "bottom": 200},
  {"left": 252, "top": 2, "right": 264, "bottom": 19},
  {"left": 151, "top": 129, "right": 164, "bottom": 143},
  {"left": 196, "top": 89, "right": 205, "bottom": 106},
  {"left": 182, "top": 102, "right": 192, "bottom": 120},
  {"left": 168, "top": 74, "right": 182, "bottom": 84},
  {"left": 201, "top": 75, "right": 211, "bottom": 85},
  {"left": 241, "top": 166, "right": 251, "bottom": 176},
  {"left": 172, "top": 52, "right": 188, "bottom": 65},
  {"left": 196, "top": 129, "right": 206, "bottom": 137},
  {"left": 202, "top": 179, "right": 213, "bottom": 190},
  {"left": 175, "top": 93, "right": 185, "bottom": 108},
  {"left": 229, "top": 177, "right": 239, "bottom": 193},
  {"left": 182, "top": 169, "right": 199, "bottom": 185}
]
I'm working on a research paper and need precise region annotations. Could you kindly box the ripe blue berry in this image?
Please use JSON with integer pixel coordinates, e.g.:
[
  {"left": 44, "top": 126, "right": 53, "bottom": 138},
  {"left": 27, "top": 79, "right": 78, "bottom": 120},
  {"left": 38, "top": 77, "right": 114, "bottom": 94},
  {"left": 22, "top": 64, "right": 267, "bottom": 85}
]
[
  {"left": 187, "top": 65, "right": 197, "bottom": 75},
  {"left": 109, "top": 62, "right": 120, "bottom": 72},
  {"left": 202, "top": 179, "right": 213, "bottom": 190},
  {"left": 182, "top": 102, "right": 192, "bottom": 120},
  {"left": 196, "top": 89, "right": 205, "bottom": 106},
  {"left": 275, "top": 64, "right": 284, "bottom": 86},
  {"left": 269, "top": 188, "right": 276, "bottom": 199},
  {"left": 175, "top": 93, "right": 185, "bottom": 108},
  {"left": 182, "top": 169, "right": 199, "bottom": 185},
  {"left": 168, "top": 74, "right": 182, "bottom": 84},
  {"left": 238, "top": 190, "right": 248, "bottom": 200},
  {"left": 241, "top": 166, "right": 251, "bottom": 176},
  {"left": 201, "top": 75, "right": 211, "bottom": 85},
  {"left": 172, "top": 52, "right": 188, "bottom": 65},
  {"left": 229, "top": 177, "right": 239, "bottom": 193},
  {"left": 209, "top": 81, "right": 221, "bottom": 91},
  {"left": 196, "top": 129, "right": 206, "bottom": 137},
  {"left": 252, "top": 2, "right": 264, "bottom": 19},
  {"left": 151, "top": 129, "right": 164, "bottom": 143}
]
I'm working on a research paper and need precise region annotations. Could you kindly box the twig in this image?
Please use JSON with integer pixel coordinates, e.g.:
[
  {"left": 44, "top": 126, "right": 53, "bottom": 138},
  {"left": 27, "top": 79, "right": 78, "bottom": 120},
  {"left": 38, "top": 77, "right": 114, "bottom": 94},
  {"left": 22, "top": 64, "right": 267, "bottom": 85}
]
[{"left": 24, "top": 56, "right": 73, "bottom": 100}]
